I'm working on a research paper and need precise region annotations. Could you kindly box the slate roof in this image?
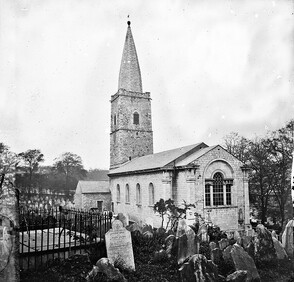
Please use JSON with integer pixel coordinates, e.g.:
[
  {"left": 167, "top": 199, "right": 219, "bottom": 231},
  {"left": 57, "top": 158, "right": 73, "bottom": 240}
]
[
  {"left": 76, "top": 181, "right": 110, "bottom": 194},
  {"left": 175, "top": 145, "right": 218, "bottom": 166},
  {"left": 108, "top": 142, "right": 208, "bottom": 175}
]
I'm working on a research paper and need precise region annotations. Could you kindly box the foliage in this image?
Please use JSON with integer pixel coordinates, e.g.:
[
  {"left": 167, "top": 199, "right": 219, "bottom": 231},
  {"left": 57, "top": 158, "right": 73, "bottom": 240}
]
[
  {"left": 53, "top": 152, "right": 87, "bottom": 194},
  {"left": 223, "top": 119, "right": 294, "bottom": 226},
  {"left": 153, "top": 198, "right": 195, "bottom": 229},
  {"left": 0, "top": 142, "right": 18, "bottom": 188}
]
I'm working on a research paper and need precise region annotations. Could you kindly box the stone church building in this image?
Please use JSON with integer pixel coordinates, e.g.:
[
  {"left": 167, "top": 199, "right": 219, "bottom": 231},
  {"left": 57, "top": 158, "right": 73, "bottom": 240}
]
[{"left": 107, "top": 21, "right": 250, "bottom": 231}]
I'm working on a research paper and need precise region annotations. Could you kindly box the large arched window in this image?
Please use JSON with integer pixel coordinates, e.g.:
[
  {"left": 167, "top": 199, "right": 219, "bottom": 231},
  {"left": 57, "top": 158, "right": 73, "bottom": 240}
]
[
  {"left": 136, "top": 183, "right": 141, "bottom": 205},
  {"left": 213, "top": 172, "right": 224, "bottom": 205},
  {"left": 148, "top": 183, "right": 154, "bottom": 206},
  {"left": 133, "top": 112, "right": 139, "bottom": 125},
  {"left": 125, "top": 184, "right": 130, "bottom": 203},
  {"left": 116, "top": 184, "right": 120, "bottom": 203}
]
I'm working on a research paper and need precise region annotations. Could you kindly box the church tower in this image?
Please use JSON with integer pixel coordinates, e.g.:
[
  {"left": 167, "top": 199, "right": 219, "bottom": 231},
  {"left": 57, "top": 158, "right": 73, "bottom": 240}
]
[{"left": 110, "top": 21, "right": 153, "bottom": 169}]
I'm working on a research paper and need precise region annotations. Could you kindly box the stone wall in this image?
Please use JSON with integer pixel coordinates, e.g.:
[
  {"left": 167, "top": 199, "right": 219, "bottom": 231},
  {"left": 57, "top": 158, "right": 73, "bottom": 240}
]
[
  {"left": 110, "top": 146, "right": 250, "bottom": 231},
  {"left": 74, "top": 193, "right": 111, "bottom": 211},
  {"left": 110, "top": 89, "right": 153, "bottom": 168}
]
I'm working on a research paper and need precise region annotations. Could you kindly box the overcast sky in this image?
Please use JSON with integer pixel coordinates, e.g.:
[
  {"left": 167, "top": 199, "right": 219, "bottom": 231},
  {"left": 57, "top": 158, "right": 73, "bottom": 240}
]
[{"left": 0, "top": 0, "right": 293, "bottom": 170}]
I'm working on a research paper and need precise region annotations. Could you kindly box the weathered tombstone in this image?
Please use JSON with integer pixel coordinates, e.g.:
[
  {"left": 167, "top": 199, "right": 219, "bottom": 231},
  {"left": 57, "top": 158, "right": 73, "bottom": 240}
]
[
  {"left": 254, "top": 224, "right": 277, "bottom": 262},
  {"left": 176, "top": 219, "right": 189, "bottom": 238},
  {"left": 197, "top": 223, "right": 209, "bottom": 242},
  {"left": 226, "top": 270, "right": 248, "bottom": 282},
  {"left": 105, "top": 220, "right": 135, "bottom": 270},
  {"left": 231, "top": 244, "right": 260, "bottom": 282},
  {"left": 186, "top": 209, "right": 195, "bottom": 226},
  {"left": 179, "top": 254, "right": 218, "bottom": 282},
  {"left": 211, "top": 248, "right": 222, "bottom": 265},
  {"left": 272, "top": 237, "right": 288, "bottom": 260},
  {"left": 0, "top": 181, "right": 19, "bottom": 282},
  {"left": 234, "top": 230, "right": 241, "bottom": 240},
  {"left": 165, "top": 234, "right": 176, "bottom": 258},
  {"left": 281, "top": 220, "right": 294, "bottom": 258},
  {"left": 126, "top": 222, "right": 142, "bottom": 234},
  {"left": 271, "top": 230, "right": 278, "bottom": 239},
  {"left": 177, "top": 226, "right": 198, "bottom": 265},
  {"left": 117, "top": 213, "right": 129, "bottom": 227},
  {"left": 223, "top": 245, "right": 234, "bottom": 264},
  {"left": 219, "top": 238, "right": 230, "bottom": 251},
  {"left": 209, "top": 241, "right": 217, "bottom": 251}
]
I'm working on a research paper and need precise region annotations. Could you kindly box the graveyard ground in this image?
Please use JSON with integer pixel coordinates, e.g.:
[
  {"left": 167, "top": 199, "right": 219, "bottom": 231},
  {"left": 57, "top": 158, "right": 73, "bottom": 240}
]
[{"left": 20, "top": 234, "right": 294, "bottom": 282}]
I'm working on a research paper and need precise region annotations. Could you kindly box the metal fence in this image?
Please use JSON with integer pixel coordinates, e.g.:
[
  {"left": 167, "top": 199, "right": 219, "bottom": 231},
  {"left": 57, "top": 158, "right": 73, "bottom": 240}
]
[{"left": 19, "top": 207, "right": 112, "bottom": 270}]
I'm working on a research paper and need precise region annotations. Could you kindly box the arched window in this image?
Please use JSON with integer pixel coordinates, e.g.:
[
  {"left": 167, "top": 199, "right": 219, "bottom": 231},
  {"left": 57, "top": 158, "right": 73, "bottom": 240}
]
[
  {"left": 125, "top": 184, "right": 130, "bottom": 203},
  {"left": 133, "top": 112, "right": 139, "bottom": 125},
  {"left": 213, "top": 173, "right": 224, "bottom": 206},
  {"left": 205, "top": 184, "right": 211, "bottom": 206},
  {"left": 136, "top": 183, "right": 141, "bottom": 205},
  {"left": 116, "top": 184, "right": 120, "bottom": 203},
  {"left": 149, "top": 183, "right": 154, "bottom": 206},
  {"left": 114, "top": 114, "right": 117, "bottom": 126}
]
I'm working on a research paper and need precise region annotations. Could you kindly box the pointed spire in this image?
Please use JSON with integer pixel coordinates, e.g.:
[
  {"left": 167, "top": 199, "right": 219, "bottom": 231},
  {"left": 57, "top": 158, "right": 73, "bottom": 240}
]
[{"left": 118, "top": 21, "right": 143, "bottom": 93}]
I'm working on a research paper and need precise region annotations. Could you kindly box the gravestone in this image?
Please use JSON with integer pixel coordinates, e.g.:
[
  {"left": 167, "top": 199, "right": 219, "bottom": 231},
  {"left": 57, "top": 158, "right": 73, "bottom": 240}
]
[
  {"left": 272, "top": 237, "right": 287, "bottom": 260},
  {"left": 117, "top": 213, "right": 129, "bottom": 227},
  {"left": 186, "top": 209, "right": 195, "bottom": 226},
  {"left": 197, "top": 224, "right": 209, "bottom": 242},
  {"left": 177, "top": 226, "right": 198, "bottom": 264},
  {"left": 105, "top": 220, "right": 135, "bottom": 270},
  {"left": 0, "top": 181, "right": 19, "bottom": 282},
  {"left": 219, "top": 238, "right": 230, "bottom": 250},
  {"left": 176, "top": 219, "right": 189, "bottom": 238},
  {"left": 231, "top": 244, "right": 260, "bottom": 282},
  {"left": 282, "top": 220, "right": 294, "bottom": 258}
]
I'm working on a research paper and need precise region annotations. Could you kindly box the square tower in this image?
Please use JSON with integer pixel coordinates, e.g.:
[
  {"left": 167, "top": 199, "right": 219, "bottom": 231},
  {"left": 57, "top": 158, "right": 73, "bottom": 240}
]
[{"left": 110, "top": 22, "right": 153, "bottom": 169}]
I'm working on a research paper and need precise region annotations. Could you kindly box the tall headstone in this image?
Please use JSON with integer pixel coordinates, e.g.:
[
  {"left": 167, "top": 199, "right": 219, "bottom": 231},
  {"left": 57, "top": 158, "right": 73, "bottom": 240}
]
[
  {"left": 105, "top": 220, "right": 135, "bottom": 270},
  {"left": 0, "top": 181, "right": 19, "bottom": 282},
  {"left": 282, "top": 219, "right": 294, "bottom": 258}
]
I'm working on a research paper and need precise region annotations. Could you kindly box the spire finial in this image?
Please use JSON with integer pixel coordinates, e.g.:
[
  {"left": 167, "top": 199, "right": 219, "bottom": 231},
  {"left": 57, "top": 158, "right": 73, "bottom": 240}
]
[{"left": 127, "top": 15, "right": 131, "bottom": 26}]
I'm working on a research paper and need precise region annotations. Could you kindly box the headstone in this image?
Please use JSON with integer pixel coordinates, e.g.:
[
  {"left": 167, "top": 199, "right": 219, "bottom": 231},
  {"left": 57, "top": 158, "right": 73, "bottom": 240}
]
[
  {"left": 231, "top": 244, "right": 260, "bottom": 282},
  {"left": 226, "top": 270, "right": 248, "bottom": 282},
  {"left": 254, "top": 224, "right": 277, "bottom": 262},
  {"left": 219, "top": 238, "right": 230, "bottom": 251},
  {"left": 105, "top": 220, "right": 135, "bottom": 270},
  {"left": 177, "top": 226, "right": 198, "bottom": 265},
  {"left": 209, "top": 241, "right": 217, "bottom": 251},
  {"left": 165, "top": 234, "right": 176, "bottom": 258},
  {"left": 211, "top": 248, "right": 222, "bottom": 265},
  {"left": 86, "top": 258, "right": 126, "bottom": 282},
  {"left": 117, "top": 213, "right": 129, "bottom": 227},
  {"left": 197, "top": 224, "right": 209, "bottom": 242},
  {"left": 0, "top": 182, "right": 19, "bottom": 282},
  {"left": 186, "top": 209, "right": 195, "bottom": 225},
  {"left": 176, "top": 219, "right": 189, "bottom": 237},
  {"left": 179, "top": 254, "right": 218, "bottom": 282},
  {"left": 223, "top": 245, "right": 233, "bottom": 264},
  {"left": 272, "top": 237, "right": 288, "bottom": 260},
  {"left": 281, "top": 220, "right": 294, "bottom": 258},
  {"left": 126, "top": 222, "right": 142, "bottom": 234},
  {"left": 234, "top": 230, "right": 241, "bottom": 240}
]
